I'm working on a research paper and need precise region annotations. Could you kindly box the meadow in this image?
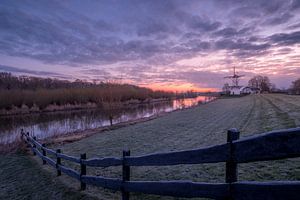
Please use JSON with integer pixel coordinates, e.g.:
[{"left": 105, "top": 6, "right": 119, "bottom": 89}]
[{"left": 1, "top": 94, "right": 300, "bottom": 200}]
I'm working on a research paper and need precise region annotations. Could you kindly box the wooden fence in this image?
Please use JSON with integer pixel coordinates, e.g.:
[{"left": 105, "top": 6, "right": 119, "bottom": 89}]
[{"left": 21, "top": 127, "right": 300, "bottom": 200}]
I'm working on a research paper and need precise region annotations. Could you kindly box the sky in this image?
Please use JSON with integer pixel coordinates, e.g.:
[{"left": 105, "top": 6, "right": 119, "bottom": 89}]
[{"left": 0, "top": 0, "right": 300, "bottom": 91}]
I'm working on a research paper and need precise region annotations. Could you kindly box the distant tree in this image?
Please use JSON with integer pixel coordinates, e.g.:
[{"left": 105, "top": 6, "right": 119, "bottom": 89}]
[
  {"left": 222, "top": 83, "right": 230, "bottom": 92},
  {"left": 248, "top": 75, "right": 272, "bottom": 92},
  {"left": 270, "top": 83, "right": 277, "bottom": 92},
  {"left": 291, "top": 78, "right": 300, "bottom": 94}
]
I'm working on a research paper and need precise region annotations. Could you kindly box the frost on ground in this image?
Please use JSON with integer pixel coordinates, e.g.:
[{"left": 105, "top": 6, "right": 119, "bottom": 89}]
[
  {"left": 0, "top": 151, "right": 97, "bottom": 200},
  {"left": 57, "top": 94, "right": 300, "bottom": 200},
  {"left": 1, "top": 94, "right": 300, "bottom": 200}
]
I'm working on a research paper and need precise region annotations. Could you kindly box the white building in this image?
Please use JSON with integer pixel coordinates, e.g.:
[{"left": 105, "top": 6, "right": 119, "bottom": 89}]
[
  {"left": 241, "top": 86, "right": 260, "bottom": 94},
  {"left": 225, "top": 86, "right": 260, "bottom": 95},
  {"left": 229, "top": 86, "right": 242, "bottom": 95}
]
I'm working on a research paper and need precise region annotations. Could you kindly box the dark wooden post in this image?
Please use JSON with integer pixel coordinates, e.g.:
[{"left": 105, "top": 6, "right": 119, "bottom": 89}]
[
  {"left": 225, "top": 128, "right": 240, "bottom": 200},
  {"left": 80, "top": 153, "right": 87, "bottom": 190},
  {"left": 109, "top": 115, "right": 113, "bottom": 126},
  {"left": 32, "top": 136, "right": 37, "bottom": 156},
  {"left": 20, "top": 129, "right": 24, "bottom": 141},
  {"left": 26, "top": 132, "right": 30, "bottom": 147},
  {"left": 122, "top": 150, "right": 130, "bottom": 200},
  {"left": 56, "top": 149, "right": 61, "bottom": 176},
  {"left": 42, "top": 144, "right": 46, "bottom": 165}
]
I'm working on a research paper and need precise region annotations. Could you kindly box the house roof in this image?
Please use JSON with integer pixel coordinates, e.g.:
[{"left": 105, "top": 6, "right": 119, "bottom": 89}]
[{"left": 228, "top": 86, "right": 243, "bottom": 89}]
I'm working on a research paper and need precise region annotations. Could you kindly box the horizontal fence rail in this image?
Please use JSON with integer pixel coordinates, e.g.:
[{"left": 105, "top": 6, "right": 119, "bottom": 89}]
[
  {"left": 21, "top": 127, "right": 300, "bottom": 200},
  {"left": 83, "top": 157, "right": 122, "bottom": 167},
  {"left": 233, "top": 127, "right": 300, "bottom": 163},
  {"left": 125, "top": 143, "right": 229, "bottom": 166}
]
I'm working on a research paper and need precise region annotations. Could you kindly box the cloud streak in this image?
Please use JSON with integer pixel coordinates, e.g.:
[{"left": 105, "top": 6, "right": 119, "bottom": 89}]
[{"left": 0, "top": 0, "right": 299, "bottom": 90}]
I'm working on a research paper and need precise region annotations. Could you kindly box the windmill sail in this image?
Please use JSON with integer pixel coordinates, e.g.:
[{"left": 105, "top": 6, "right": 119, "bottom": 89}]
[{"left": 224, "top": 67, "right": 245, "bottom": 87}]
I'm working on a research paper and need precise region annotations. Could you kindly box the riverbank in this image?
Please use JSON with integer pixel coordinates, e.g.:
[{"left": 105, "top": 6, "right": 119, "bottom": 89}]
[
  {"left": 0, "top": 98, "right": 172, "bottom": 117},
  {"left": 1, "top": 96, "right": 217, "bottom": 153},
  {"left": 0, "top": 95, "right": 217, "bottom": 146},
  {"left": 2, "top": 94, "right": 300, "bottom": 199}
]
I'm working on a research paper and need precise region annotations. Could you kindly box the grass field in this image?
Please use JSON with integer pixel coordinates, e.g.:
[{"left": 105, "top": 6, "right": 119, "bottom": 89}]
[
  {"left": 1, "top": 94, "right": 300, "bottom": 200},
  {"left": 0, "top": 149, "right": 98, "bottom": 200}
]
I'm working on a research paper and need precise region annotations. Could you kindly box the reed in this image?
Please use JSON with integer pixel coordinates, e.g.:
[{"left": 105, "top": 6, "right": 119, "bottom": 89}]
[{"left": 0, "top": 84, "right": 174, "bottom": 111}]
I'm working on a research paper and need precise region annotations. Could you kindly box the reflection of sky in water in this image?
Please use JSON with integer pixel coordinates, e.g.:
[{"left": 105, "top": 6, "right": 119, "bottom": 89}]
[{"left": 0, "top": 96, "right": 215, "bottom": 144}]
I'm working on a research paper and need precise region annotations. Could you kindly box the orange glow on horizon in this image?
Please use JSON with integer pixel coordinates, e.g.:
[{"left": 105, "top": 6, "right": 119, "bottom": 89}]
[{"left": 141, "top": 82, "right": 218, "bottom": 93}]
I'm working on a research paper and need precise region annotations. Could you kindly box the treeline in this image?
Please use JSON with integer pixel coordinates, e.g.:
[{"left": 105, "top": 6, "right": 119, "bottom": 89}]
[
  {"left": 1, "top": 72, "right": 105, "bottom": 90},
  {"left": 290, "top": 78, "right": 300, "bottom": 95},
  {"left": 247, "top": 75, "right": 300, "bottom": 94},
  {"left": 248, "top": 75, "right": 275, "bottom": 92},
  {"left": 0, "top": 73, "right": 174, "bottom": 110}
]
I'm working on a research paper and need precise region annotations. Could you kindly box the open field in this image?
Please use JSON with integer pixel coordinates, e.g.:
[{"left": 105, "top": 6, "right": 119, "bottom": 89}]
[
  {"left": 1, "top": 94, "right": 300, "bottom": 199},
  {"left": 0, "top": 149, "right": 97, "bottom": 200}
]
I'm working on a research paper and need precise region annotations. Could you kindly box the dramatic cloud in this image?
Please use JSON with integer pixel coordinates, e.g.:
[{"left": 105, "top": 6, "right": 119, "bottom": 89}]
[
  {"left": 269, "top": 31, "right": 300, "bottom": 46},
  {"left": 0, "top": 0, "right": 299, "bottom": 91},
  {"left": 0, "top": 64, "right": 65, "bottom": 78}
]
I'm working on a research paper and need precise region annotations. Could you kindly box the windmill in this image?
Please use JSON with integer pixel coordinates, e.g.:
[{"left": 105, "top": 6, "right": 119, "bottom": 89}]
[{"left": 224, "top": 66, "right": 245, "bottom": 87}]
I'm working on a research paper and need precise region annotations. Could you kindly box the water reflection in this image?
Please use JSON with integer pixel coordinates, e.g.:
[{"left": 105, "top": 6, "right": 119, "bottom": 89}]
[{"left": 0, "top": 96, "right": 215, "bottom": 144}]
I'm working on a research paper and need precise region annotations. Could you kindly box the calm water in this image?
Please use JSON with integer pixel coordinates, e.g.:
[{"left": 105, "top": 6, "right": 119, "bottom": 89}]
[{"left": 0, "top": 96, "right": 216, "bottom": 144}]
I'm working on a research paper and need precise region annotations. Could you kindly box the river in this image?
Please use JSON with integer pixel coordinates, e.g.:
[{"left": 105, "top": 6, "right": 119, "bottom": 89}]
[{"left": 0, "top": 96, "right": 216, "bottom": 144}]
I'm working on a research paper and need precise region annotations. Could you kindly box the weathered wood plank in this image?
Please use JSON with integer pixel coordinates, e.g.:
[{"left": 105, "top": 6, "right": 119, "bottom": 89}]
[
  {"left": 32, "top": 147, "right": 56, "bottom": 167},
  {"left": 42, "top": 144, "right": 46, "bottom": 165},
  {"left": 122, "top": 150, "right": 131, "bottom": 200},
  {"left": 226, "top": 129, "right": 240, "bottom": 183},
  {"left": 43, "top": 155, "right": 56, "bottom": 168},
  {"left": 124, "top": 181, "right": 229, "bottom": 199},
  {"left": 80, "top": 153, "right": 87, "bottom": 190},
  {"left": 57, "top": 153, "right": 80, "bottom": 163},
  {"left": 83, "top": 157, "right": 122, "bottom": 167},
  {"left": 56, "top": 149, "right": 62, "bottom": 176},
  {"left": 57, "top": 165, "right": 80, "bottom": 180},
  {"left": 233, "top": 127, "right": 300, "bottom": 163},
  {"left": 125, "top": 143, "right": 229, "bottom": 166},
  {"left": 32, "top": 146, "right": 43, "bottom": 159},
  {"left": 28, "top": 137, "right": 42, "bottom": 149},
  {"left": 232, "top": 181, "right": 300, "bottom": 200},
  {"left": 81, "top": 175, "right": 122, "bottom": 191},
  {"left": 42, "top": 147, "right": 56, "bottom": 156}
]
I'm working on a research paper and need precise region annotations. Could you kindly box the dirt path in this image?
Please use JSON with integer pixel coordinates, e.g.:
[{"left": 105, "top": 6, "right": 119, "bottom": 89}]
[{"left": 262, "top": 94, "right": 300, "bottom": 126}]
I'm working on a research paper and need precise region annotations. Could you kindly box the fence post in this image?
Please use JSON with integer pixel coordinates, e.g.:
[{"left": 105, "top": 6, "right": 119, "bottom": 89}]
[
  {"left": 20, "top": 129, "right": 24, "bottom": 141},
  {"left": 32, "top": 136, "right": 37, "bottom": 156},
  {"left": 122, "top": 150, "right": 130, "bottom": 200},
  {"left": 80, "top": 153, "right": 87, "bottom": 190},
  {"left": 26, "top": 132, "right": 30, "bottom": 147},
  {"left": 42, "top": 144, "right": 46, "bottom": 165},
  {"left": 56, "top": 149, "right": 61, "bottom": 176},
  {"left": 225, "top": 128, "right": 240, "bottom": 200}
]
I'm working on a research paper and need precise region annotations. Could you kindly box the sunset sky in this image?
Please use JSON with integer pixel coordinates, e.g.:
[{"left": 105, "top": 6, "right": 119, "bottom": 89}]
[{"left": 0, "top": 0, "right": 300, "bottom": 91}]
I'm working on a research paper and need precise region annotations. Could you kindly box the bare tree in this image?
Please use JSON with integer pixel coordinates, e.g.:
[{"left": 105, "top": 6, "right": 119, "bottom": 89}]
[
  {"left": 222, "top": 83, "right": 230, "bottom": 94},
  {"left": 248, "top": 75, "right": 272, "bottom": 92},
  {"left": 291, "top": 78, "right": 300, "bottom": 94}
]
